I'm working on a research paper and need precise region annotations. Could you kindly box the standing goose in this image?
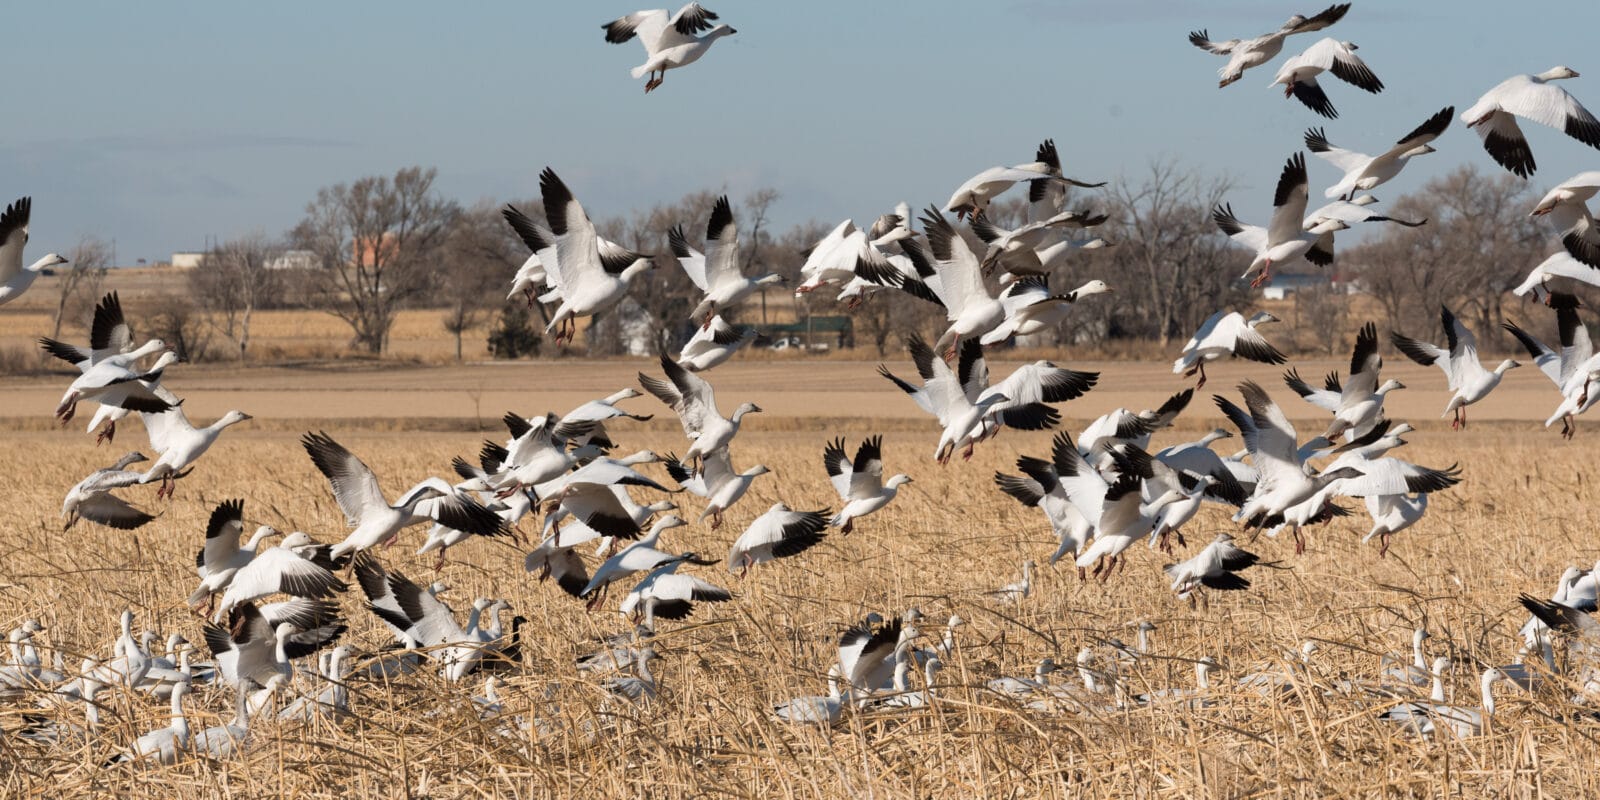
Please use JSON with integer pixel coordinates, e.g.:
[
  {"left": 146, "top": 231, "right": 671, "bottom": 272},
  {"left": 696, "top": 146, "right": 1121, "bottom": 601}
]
[
  {"left": 1172, "top": 310, "right": 1286, "bottom": 388},
  {"left": 1529, "top": 171, "right": 1600, "bottom": 268},
  {"left": 535, "top": 168, "right": 654, "bottom": 343},
  {"left": 1188, "top": 4, "right": 1351, "bottom": 88},
  {"left": 1214, "top": 152, "right": 1341, "bottom": 288},
  {"left": 823, "top": 436, "right": 910, "bottom": 534},
  {"left": 639, "top": 353, "right": 762, "bottom": 470},
  {"left": 669, "top": 195, "right": 784, "bottom": 326},
  {"left": 0, "top": 197, "right": 68, "bottom": 308},
  {"left": 726, "top": 504, "right": 830, "bottom": 577},
  {"left": 302, "top": 432, "right": 506, "bottom": 559},
  {"left": 137, "top": 406, "right": 253, "bottom": 498},
  {"left": 603, "top": 3, "right": 734, "bottom": 93},
  {"left": 990, "top": 561, "right": 1036, "bottom": 603},
  {"left": 774, "top": 664, "right": 848, "bottom": 726},
  {"left": 945, "top": 139, "right": 1104, "bottom": 220},
  {"left": 108, "top": 681, "right": 190, "bottom": 765},
  {"left": 1391, "top": 305, "right": 1521, "bottom": 430},
  {"left": 1462, "top": 67, "right": 1600, "bottom": 178},
  {"left": 1269, "top": 38, "right": 1383, "bottom": 118},
  {"left": 663, "top": 449, "right": 769, "bottom": 528},
  {"left": 677, "top": 315, "right": 757, "bottom": 371},
  {"left": 61, "top": 452, "right": 157, "bottom": 530},
  {"left": 1304, "top": 106, "right": 1453, "bottom": 199}
]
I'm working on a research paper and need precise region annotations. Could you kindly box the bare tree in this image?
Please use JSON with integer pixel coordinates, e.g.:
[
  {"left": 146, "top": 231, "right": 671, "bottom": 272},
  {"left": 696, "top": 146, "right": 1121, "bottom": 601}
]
[
  {"left": 190, "top": 233, "right": 286, "bottom": 359},
  {"left": 50, "top": 237, "right": 111, "bottom": 338},
  {"left": 439, "top": 202, "right": 518, "bottom": 361},
  {"left": 291, "top": 166, "right": 459, "bottom": 354}
]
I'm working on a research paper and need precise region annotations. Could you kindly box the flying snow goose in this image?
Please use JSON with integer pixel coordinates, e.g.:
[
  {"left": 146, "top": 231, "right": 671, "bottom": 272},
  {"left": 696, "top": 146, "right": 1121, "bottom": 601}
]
[
  {"left": 823, "top": 436, "right": 910, "bottom": 534},
  {"left": 1154, "top": 429, "right": 1236, "bottom": 486},
  {"left": 1361, "top": 493, "right": 1429, "bottom": 557},
  {"left": 577, "top": 515, "right": 693, "bottom": 608},
  {"left": 483, "top": 412, "right": 599, "bottom": 496},
  {"left": 54, "top": 350, "right": 181, "bottom": 425},
  {"left": 877, "top": 334, "right": 1008, "bottom": 464},
  {"left": 1142, "top": 455, "right": 1221, "bottom": 552},
  {"left": 417, "top": 489, "right": 532, "bottom": 570},
  {"left": 602, "top": 3, "right": 734, "bottom": 93},
  {"left": 970, "top": 209, "right": 1108, "bottom": 276},
  {"left": 980, "top": 276, "right": 1111, "bottom": 345},
  {"left": 639, "top": 353, "right": 761, "bottom": 469},
  {"left": 774, "top": 664, "right": 848, "bottom": 725},
  {"left": 663, "top": 449, "right": 768, "bottom": 528},
  {"left": 945, "top": 139, "right": 1104, "bottom": 220},
  {"left": 1305, "top": 106, "right": 1453, "bottom": 200},
  {"left": 0, "top": 197, "right": 68, "bottom": 308},
  {"left": 209, "top": 533, "right": 349, "bottom": 621},
  {"left": 1302, "top": 195, "right": 1427, "bottom": 257},
  {"left": 677, "top": 315, "right": 756, "bottom": 371},
  {"left": 1188, "top": 4, "right": 1351, "bottom": 88},
  {"left": 204, "top": 599, "right": 345, "bottom": 688},
  {"left": 1021, "top": 139, "right": 1107, "bottom": 220},
  {"left": 543, "top": 481, "right": 669, "bottom": 543},
  {"left": 1462, "top": 67, "right": 1600, "bottom": 178},
  {"left": 1214, "top": 152, "right": 1340, "bottom": 288},
  {"left": 1269, "top": 38, "right": 1382, "bottom": 118},
  {"left": 136, "top": 406, "right": 253, "bottom": 498},
  {"left": 303, "top": 432, "right": 506, "bottom": 558},
  {"left": 1076, "top": 390, "right": 1196, "bottom": 459},
  {"left": 1321, "top": 322, "right": 1402, "bottom": 441},
  {"left": 618, "top": 553, "right": 731, "bottom": 629},
  {"left": 192, "top": 498, "right": 276, "bottom": 589},
  {"left": 995, "top": 454, "right": 1093, "bottom": 565},
  {"left": 1504, "top": 294, "right": 1600, "bottom": 438},
  {"left": 726, "top": 503, "right": 829, "bottom": 576},
  {"left": 1514, "top": 251, "right": 1600, "bottom": 302},
  {"left": 560, "top": 389, "right": 653, "bottom": 451},
  {"left": 60, "top": 451, "right": 156, "bottom": 530},
  {"left": 1060, "top": 446, "right": 1188, "bottom": 580},
  {"left": 355, "top": 556, "right": 493, "bottom": 681},
  {"left": 535, "top": 169, "right": 654, "bottom": 343},
  {"left": 1391, "top": 305, "right": 1521, "bottom": 429},
  {"left": 838, "top": 616, "right": 908, "bottom": 695},
  {"left": 38, "top": 292, "right": 174, "bottom": 443},
  {"left": 669, "top": 196, "right": 784, "bottom": 326},
  {"left": 531, "top": 450, "right": 676, "bottom": 509},
  {"left": 1172, "top": 310, "right": 1286, "bottom": 388},
  {"left": 913, "top": 206, "right": 1004, "bottom": 357},
  {"left": 1529, "top": 171, "right": 1600, "bottom": 267},
  {"left": 795, "top": 214, "right": 911, "bottom": 295},
  {"left": 1165, "top": 535, "right": 1262, "bottom": 606}
]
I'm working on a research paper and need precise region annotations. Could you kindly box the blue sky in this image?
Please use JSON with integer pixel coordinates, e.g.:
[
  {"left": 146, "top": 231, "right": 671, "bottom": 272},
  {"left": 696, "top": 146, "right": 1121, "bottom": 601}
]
[{"left": 4, "top": 1, "right": 1599, "bottom": 262}]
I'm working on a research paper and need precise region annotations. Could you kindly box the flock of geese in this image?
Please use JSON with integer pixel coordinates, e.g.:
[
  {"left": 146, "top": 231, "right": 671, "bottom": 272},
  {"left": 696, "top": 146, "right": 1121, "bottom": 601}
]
[{"left": 6, "top": 1, "right": 1600, "bottom": 768}]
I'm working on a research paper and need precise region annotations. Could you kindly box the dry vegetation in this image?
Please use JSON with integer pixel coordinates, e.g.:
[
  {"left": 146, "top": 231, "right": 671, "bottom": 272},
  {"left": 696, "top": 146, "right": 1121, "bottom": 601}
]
[{"left": 1, "top": 396, "right": 1598, "bottom": 797}]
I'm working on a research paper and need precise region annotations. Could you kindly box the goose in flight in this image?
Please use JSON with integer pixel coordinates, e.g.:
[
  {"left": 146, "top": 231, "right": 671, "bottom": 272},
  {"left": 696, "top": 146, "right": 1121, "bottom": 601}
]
[
  {"left": 38, "top": 292, "right": 175, "bottom": 444},
  {"left": 0, "top": 197, "right": 68, "bottom": 308},
  {"left": 534, "top": 168, "right": 653, "bottom": 344},
  {"left": 577, "top": 515, "right": 695, "bottom": 608},
  {"left": 1269, "top": 38, "right": 1383, "bottom": 118},
  {"left": 877, "top": 336, "right": 1008, "bottom": 464},
  {"left": 1301, "top": 196, "right": 1428, "bottom": 257},
  {"left": 1503, "top": 293, "right": 1600, "bottom": 438},
  {"left": 1059, "top": 443, "right": 1190, "bottom": 581},
  {"left": 189, "top": 499, "right": 278, "bottom": 616},
  {"left": 838, "top": 615, "right": 909, "bottom": 695},
  {"left": 1322, "top": 322, "right": 1401, "bottom": 441},
  {"left": 54, "top": 350, "right": 182, "bottom": 425},
  {"left": 970, "top": 209, "right": 1108, "bottom": 277},
  {"left": 483, "top": 411, "right": 600, "bottom": 497},
  {"left": 823, "top": 436, "right": 910, "bottom": 534},
  {"left": 1529, "top": 171, "right": 1600, "bottom": 268},
  {"left": 945, "top": 139, "right": 1104, "bottom": 221},
  {"left": 61, "top": 452, "right": 157, "bottom": 530},
  {"left": 1214, "top": 152, "right": 1341, "bottom": 288},
  {"left": 618, "top": 553, "right": 731, "bottom": 630},
  {"left": 677, "top": 315, "right": 756, "bottom": 371},
  {"left": 795, "top": 213, "right": 911, "bottom": 295},
  {"left": 915, "top": 206, "right": 1005, "bottom": 358},
  {"left": 1462, "top": 67, "right": 1600, "bottom": 178},
  {"left": 203, "top": 599, "right": 346, "bottom": 688},
  {"left": 1305, "top": 106, "right": 1453, "bottom": 200},
  {"left": 995, "top": 457, "right": 1093, "bottom": 567},
  {"left": 1391, "top": 305, "right": 1521, "bottom": 429},
  {"left": 207, "top": 533, "right": 349, "bottom": 621},
  {"left": 1512, "top": 251, "right": 1600, "bottom": 303},
  {"left": 1172, "top": 311, "right": 1286, "bottom": 388},
  {"left": 136, "top": 406, "right": 252, "bottom": 498},
  {"left": 1188, "top": 4, "right": 1351, "bottom": 88},
  {"left": 726, "top": 503, "right": 830, "bottom": 577},
  {"left": 663, "top": 449, "right": 768, "bottom": 528},
  {"left": 1164, "top": 533, "right": 1262, "bottom": 607},
  {"left": 603, "top": 3, "right": 734, "bottom": 93},
  {"left": 669, "top": 196, "right": 784, "bottom": 326},
  {"left": 981, "top": 276, "right": 1112, "bottom": 345},
  {"left": 639, "top": 353, "right": 761, "bottom": 469},
  {"left": 302, "top": 432, "right": 506, "bottom": 558}
]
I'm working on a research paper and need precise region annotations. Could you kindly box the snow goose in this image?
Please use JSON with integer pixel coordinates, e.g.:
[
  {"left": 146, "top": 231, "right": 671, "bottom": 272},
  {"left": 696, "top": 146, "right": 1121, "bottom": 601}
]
[
  {"left": 303, "top": 432, "right": 506, "bottom": 558},
  {"left": 995, "top": 456, "right": 1093, "bottom": 566},
  {"left": 485, "top": 412, "right": 600, "bottom": 497},
  {"left": 1378, "top": 654, "right": 1453, "bottom": 729},
  {"left": 208, "top": 532, "right": 349, "bottom": 621},
  {"left": 1153, "top": 429, "right": 1236, "bottom": 488},
  {"left": 838, "top": 616, "right": 908, "bottom": 696},
  {"left": 726, "top": 503, "right": 829, "bottom": 577},
  {"left": 1215, "top": 383, "right": 1363, "bottom": 551},
  {"left": 0, "top": 197, "right": 68, "bottom": 308},
  {"left": 669, "top": 195, "right": 784, "bottom": 325},
  {"left": 137, "top": 406, "right": 253, "bottom": 498},
  {"left": 107, "top": 680, "right": 190, "bottom": 765},
  {"left": 543, "top": 481, "right": 668, "bottom": 544},
  {"left": 677, "top": 315, "right": 756, "bottom": 371},
  {"left": 1382, "top": 666, "right": 1504, "bottom": 739},
  {"left": 1462, "top": 67, "right": 1600, "bottom": 178},
  {"left": 1142, "top": 456, "right": 1221, "bottom": 552},
  {"left": 639, "top": 353, "right": 761, "bottom": 469},
  {"left": 945, "top": 139, "right": 1104, "bottom": 220},
  {"left": 531, "top": 450, "right": 676, "bottom": 515},
  {"left": 988, "top": 657, "right": 1057, "bottom": 696},
  {"left": 1214, "top": 152, "right": 1340, "bottom": 288},
  {"left": 560, "top": 388, "right": 654, "bottom": 451},
  {"left": 417, "top": 489, "right": 533, "bottom": 571},
  {"left": 1172, "top": 310, "right": 1286, "bottom": 388},
  {"left": 618, "top": 553, "right": 732, "bottom": 629},
  {"left": 1519, "top": 592, "right": 1600, "bottom": 690},
  {"left": 1391, "top": 305, "right": 1520, "bottom": 429},
  {"left": 355, "top": 559, "right": 488, "bottom": 682},
  {"left": 1361, "top": 493, "right": 1428, "bottom": 556},
  {"left": 663, "top": 449, "right": 768, "bottom": 528},
  {"left": 990, "top": 560, "right": 1036, "bottom": 603},
  {"left": 823, "top": 436, "right": 910, "bottom": 534},
  {"left": 795, "top": 213, "right": 911, "bottom": 295},
  {"left": 601, "top": 647, "right": 662, "bottom": 704},
  {"left": 1530, "top": 170, "right": 1600, "bottom": 267},
  {"left": 603, "top": 3, "right": 734, "bottom": 93},
  {"left": 877, "top": 335, "right": 1005, "bottom": 464},
  {"left": 1237, "top": 641, "right": 1320, "bottom": 697},
  {"left": 1321, "top": 322, "right": 1401, "bottom": 441},
  {"left": 1076, "top": 390, "right": 1196, "bottom": 459},
  {"left": 54, "top": 349, "right": 181, "bottom": 425},
  {"left": 1511, "top": 251, "right": 1600, "bottom": 302},
  {"left": 535, "top": 168, "right": 653, "bottom": 343},
  {"left": 1071, "top": 447, "right": 1190, "bottom": 580},
  {"left": 1377, "top": 627, "right": 1433, "bottom": 687},
  {"left": 37, "top": 291, "right": 172, "bottom": 443},
  {"left": 1304, "top": 107, "right": 1452, "bottom": 200},
  {"left": 914, "top": 206, "right": 1004, "bottom": 357},
  {"left": 190, "top": 500, "right": 276, "bottom": 606},
  {"left": 774, "top": 664, "right": 847, "bottom": 726},
  {"left": 60, "top": 451, "right": 156, "bottom": 530},
  {"left": 577, "top": 515, "right": 693, "bottom": 607},
  {"left": 1269, "top": 38, "right": 1382, "bottom": 118},
  {"left": 204, "top": 599, "right": 345, "bottom": 688},
  {"left": 1188, "top": 4, "right": 1351, "bottom": 88},
  {"left": 1303, "top": 194, "right": 1427, "bottom": 230},
  {"left": 981, "top": 276, "right": 1111, "bottom": 344},
  {"left": 876, "top": 657, "right": 942, "bottom": 710},
  {"left": 970, "top": 209, "right": 1108, "bottom": 277},
  {"left": 1504, "top": 294, "right": 1600, "bottom": 438}
]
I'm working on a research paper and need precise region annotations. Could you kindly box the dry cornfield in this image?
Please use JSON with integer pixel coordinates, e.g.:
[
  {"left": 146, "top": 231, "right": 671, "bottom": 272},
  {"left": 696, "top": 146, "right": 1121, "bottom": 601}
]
[{"left": 2, "top": 361, "right": 1599, "bottom": 799}]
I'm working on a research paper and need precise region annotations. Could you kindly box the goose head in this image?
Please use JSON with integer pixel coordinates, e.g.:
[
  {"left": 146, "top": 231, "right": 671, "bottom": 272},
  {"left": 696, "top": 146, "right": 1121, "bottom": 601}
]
[
  {"left": 1201, "top": 428, "right": 1234, "bottom": 446},
  {"left": 647, "top": 499, "right": 679, "bottom": 513},
  {"left": 112, "top": 451, "right": 150, "bottom": 470},
  {"left": 1247, "top": 311, "right": 1281, "bottom": 327},
  {"left": 1538, "top": 66, "right": 1580, "bottom": 82},
  {"left": 614, "top": 449, "right": 658, "bottom": 466},
  {"left": 1069, "top": 279, "right": 1112, "bottom": 299},
  {"left": 885, "top": 474, "right": 913, "bottom": 489},
  {"left": 245, "top": 525, "right": 279, "bottom": 549},
  {"left": 125, "top": 339, "right": 169, "bottom": 360},
  {"left": 1495, "top": 359, "right": 1523, "bottom": 374},
  {"left": 217, "top": 410, "right": 254, "bottom": 428},
  {"left": 650, "top": 514, "right": 687, "bottom": 534},
  {"left": 147, "top": 350, "right": 184, "bottom": 371},
  {"left": 707, "top": 24, "right": 736, "bottom": 38},
  {"left": 756, "top": 273, "right": 787, "bottom": 286},
  {"left": 731, "top": 402, "right": 763, "bottom": 422},
  {"left": 1376, "top": 379, "right": 1406, "bottom": 395},
  {"left": 32, "top": 253, "right": 69, "bottom": 272},
  {"left": 743, "top": 464, "right": 773, "bottom": 478},
  {"left": 278, "top": 531, "right": 314, "bottom": 549}
]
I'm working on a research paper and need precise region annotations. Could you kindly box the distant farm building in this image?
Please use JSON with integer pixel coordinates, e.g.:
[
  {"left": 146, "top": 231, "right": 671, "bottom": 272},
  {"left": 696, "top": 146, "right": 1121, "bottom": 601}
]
[{"left": 169, "top": 252, "right": 205, "bottom": 269}]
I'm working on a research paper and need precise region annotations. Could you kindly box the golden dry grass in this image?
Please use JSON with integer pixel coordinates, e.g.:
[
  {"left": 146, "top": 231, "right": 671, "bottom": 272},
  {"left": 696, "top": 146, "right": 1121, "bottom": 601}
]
[{"left": 1, "top": 388, "right": 1598, "bottom": 798}]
